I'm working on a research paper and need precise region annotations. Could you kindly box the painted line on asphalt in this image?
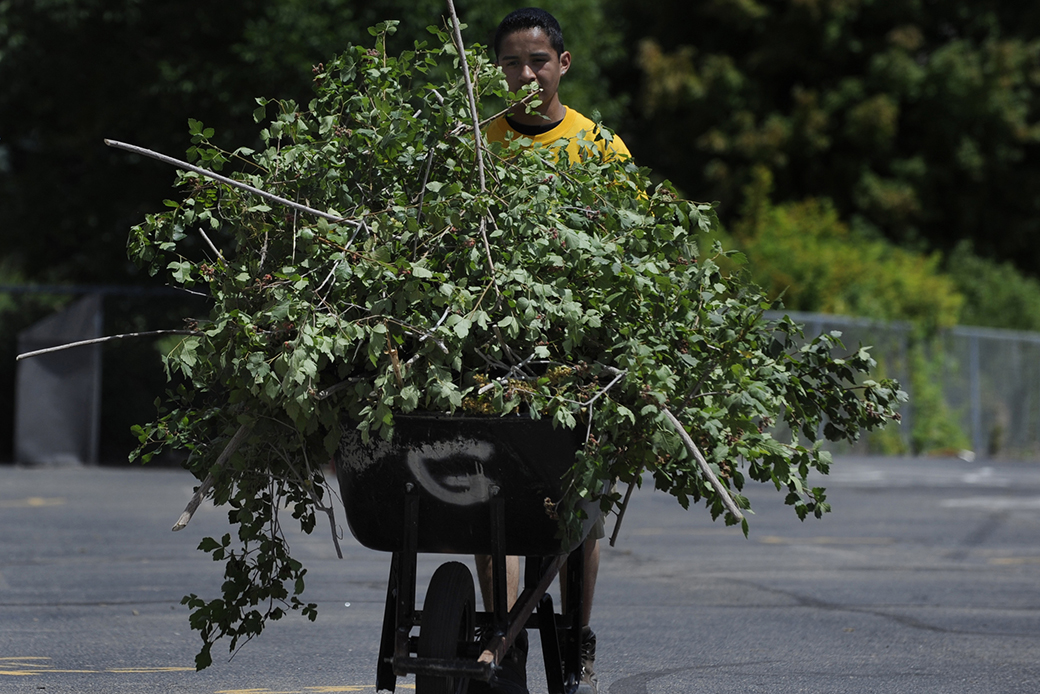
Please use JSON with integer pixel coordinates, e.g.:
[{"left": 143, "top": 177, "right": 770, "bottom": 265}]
[
  {"left": 0, "top": 657, "right": 194, "bottom": 676},
  {"left": 989, "top": 556, "right": 1040, "bottom": 565},
  {"left": 215, "top": 687, "right": 414, "bottom": 693},
  {"left": 758, "top": 535, "right": 896, "bottom": 545},
  {"left": 0, "top": 496, "right": 66, "bottom": 508},
  {"left": 0, "top": 659, "right": 414, "bottom": 693}
]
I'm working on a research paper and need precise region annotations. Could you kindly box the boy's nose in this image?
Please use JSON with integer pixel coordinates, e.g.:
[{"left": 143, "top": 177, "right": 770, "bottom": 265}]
[{"left": 520, "top": 64, "right": 537, "bottom": 83}]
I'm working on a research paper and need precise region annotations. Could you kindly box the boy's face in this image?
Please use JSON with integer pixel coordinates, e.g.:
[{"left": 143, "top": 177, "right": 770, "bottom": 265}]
[{"left": 497, "top": 27, "right": 571, "bottom": 116}]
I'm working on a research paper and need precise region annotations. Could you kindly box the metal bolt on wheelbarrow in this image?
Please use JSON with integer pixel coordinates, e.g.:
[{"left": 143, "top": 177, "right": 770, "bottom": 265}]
[{"left": 336, "top": 413, "right": 600, "bottom": 694}]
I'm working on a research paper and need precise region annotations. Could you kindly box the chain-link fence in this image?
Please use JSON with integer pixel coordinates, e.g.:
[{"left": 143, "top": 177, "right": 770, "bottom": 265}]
[
  {"left": 772, "top": 311, "right": 1040, "bottom": 460},
  {"left": 936, "top": 325, "right": 1040, "bottom": 459}
]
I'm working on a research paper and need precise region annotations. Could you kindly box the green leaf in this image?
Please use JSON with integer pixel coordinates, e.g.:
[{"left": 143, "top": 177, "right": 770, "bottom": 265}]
[
  {"left": 400, "top": 385, "right": 420, "bottom": 410},
  {"left": 453, "top": 317, "right": 471, "bottom": 339},
  {"left": 197, "top": 537, "right": 221, "bottom": 552}
]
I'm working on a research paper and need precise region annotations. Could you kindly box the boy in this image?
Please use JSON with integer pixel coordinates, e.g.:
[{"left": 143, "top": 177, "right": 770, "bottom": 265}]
[
  {"left": 486, "top": 7, "right": 631, "bottom": 164},
  {"left": 475, "top": 8, "right": 628, "bottom": 694}
]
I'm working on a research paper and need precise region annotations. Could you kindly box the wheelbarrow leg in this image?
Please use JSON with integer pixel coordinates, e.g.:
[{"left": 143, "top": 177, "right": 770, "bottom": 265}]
[
  {"left": 518, "top": 547, "right": 584, "bottom": 694},
  {"left": 536, "top": 590, "right": 566, "bottom": 694},
  {"left": 386, "top": 486, "right": 420, "bottom": 685},
  {"left": 521, "top": 556, "right": 563, "bottom": 694},
  {"left": 561, "top": 541, "right": 586, "bottom": 693},
  {"left": 489, "top": 490, "right": 509, "bottom": 626},
  {"left": 377, "top": 553, "right": 400, "bottom": 692}
]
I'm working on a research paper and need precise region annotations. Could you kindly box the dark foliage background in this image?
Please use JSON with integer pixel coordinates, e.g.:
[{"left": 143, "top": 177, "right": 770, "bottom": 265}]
[{"left": 1, "top": 0, "right": 1037, "bottom": 461}]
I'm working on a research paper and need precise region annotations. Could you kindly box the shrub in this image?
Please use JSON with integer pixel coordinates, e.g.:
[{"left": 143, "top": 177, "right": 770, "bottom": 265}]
[
  {"left": 733, "top": 167, "right": 963, "bottom": 329},
  {"left": 945, "top": 240, "right": 1040, "bottom": 332}
]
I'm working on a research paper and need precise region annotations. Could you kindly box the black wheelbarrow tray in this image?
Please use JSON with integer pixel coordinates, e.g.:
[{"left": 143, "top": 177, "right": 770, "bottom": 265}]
[{"left": 336, "top": 413, "right": 601, "bottom": 694}]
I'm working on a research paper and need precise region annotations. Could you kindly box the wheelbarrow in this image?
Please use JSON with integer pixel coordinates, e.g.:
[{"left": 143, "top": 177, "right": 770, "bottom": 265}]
[{"left": 336, "top": 413, "right": 600, "bottom": 694}]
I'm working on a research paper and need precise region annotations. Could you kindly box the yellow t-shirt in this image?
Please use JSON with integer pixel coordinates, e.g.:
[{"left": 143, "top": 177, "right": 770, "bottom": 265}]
[{"left": 485, "top": 107, "right": 631, "bottom": 163}]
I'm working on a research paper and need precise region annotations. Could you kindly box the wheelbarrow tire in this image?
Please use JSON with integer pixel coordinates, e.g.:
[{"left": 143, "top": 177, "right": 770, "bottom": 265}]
[{"left": 417, "top": 561, "right": 476, "bottom": 694}]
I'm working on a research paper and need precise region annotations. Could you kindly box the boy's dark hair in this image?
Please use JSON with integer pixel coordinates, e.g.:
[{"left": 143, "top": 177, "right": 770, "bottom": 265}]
[{"left": 494, "top": 7, "right": 565, "bottom": 58}]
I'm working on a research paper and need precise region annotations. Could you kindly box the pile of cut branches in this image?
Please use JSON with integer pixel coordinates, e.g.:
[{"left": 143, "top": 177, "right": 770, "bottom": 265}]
[{"left": 123, "top": 16, "right": 904, "bottom": 669}]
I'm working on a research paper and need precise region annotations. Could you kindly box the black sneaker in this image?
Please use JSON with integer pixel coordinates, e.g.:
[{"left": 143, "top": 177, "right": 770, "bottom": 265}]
[
  {"left": 577, "top": 625, "right": 597, "bottom": 694},
  {"left": 469, "top": 629, "right": 529, "bottom": 694}
]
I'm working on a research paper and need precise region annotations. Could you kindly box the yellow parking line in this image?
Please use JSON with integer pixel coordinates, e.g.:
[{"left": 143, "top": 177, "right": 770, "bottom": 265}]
[
  {"left": 990, "top": 556, "right": 1040, "bottom": 565},
  {"left": 107, "top": 667, "right": 197, "bottom": 673},
  {"left": 0, "top": 669, "right": 99, "bottom": 675},
  {"left": 0, "top": 497, "right": 66, "bottom": 508},
  {"left": 215, "top": 687, "right": 413, "bottom": 693},
  {"left": 0, "top": 658, "right": 194, "bottom": 677},
  {"left": 215, "top": 689, "right": 369, "bottom": 694},
  {"left": 0, "top": 657, "right": 398, "bottom": 694},
  {"left": 0, "top": 657, "right": 53, "bottom": 676}
]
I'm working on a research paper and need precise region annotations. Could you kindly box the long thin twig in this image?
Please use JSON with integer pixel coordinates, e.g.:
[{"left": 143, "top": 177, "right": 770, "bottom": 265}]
[
  {"left": 104, "top": 139, "right": 361, "bottom": 228},
  {"left": 314, "top": 377, "right": 369, "bottom": 401},
  {"left": 579, "top": 368, "right": 628, "bottom": 408},
  {"left": 450, "top": 90, "right": 541, "bottom": 136},
  {"left": 16, "top": 330, "right": 198, "bottom": 361},
  {"left": 661, "top": 407, "right": 744, "bottom": 521},
  {"left": 444, "top": 0, "right": 499, "bottom": 291},
  {"left": 445, "top": 0, "right": 485, "bottom": 193},
  {"left": 173, "top": 422, "right": 253, "bottom": 531},
  {"left": 199, "top": 227, "right": 225, "bottom": 261},
  {"left": 401, "top": 305, "right": 454, "bottom": 370},
  {"left": 609, "top": 463, "right": 645, "bottom": 547},
  {"left": 268, "top": 437, "right": 343, "bottom": 560}
]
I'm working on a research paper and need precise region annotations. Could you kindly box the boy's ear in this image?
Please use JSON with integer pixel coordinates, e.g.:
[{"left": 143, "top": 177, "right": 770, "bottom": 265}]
[{"left": 560, "top": 50, "right": 572, "bottom": 76}]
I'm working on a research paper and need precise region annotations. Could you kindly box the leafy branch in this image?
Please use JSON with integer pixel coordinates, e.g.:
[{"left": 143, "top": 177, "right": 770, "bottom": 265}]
[{"left": 121, "top": 17, "right": 905, "bottom": 669}]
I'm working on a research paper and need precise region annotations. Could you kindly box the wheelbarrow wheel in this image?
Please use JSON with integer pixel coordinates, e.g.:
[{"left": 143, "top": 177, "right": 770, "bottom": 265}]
[{"left": 417, "top": 561, "right": 476, "bottom": 694}]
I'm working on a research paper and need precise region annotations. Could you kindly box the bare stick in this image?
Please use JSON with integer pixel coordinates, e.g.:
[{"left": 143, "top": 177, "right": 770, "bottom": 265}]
[
  {"left": 608, "top": 464, "right": 645, "bottom": 547},
  {"left": 444, "top": 0, "right": 485, "bottom": 193},
  {"left": 661, "top": 407, "right": 744, "bottom": 521},
  {"left": 320, "top": 501, "right": 343, "bottom": 559},
  {"left": 315, "top": 377, "right": 366, "bottom": 401},
  {"left": 104, "top": 139, "right": 360, "bottom": 228},
  {"left": 444, "top": 0, "right": 499, "bottom": 291},
  {"left": 199, "top": 227, "right": 224, "bottom": 261},
  {"left": 451, "top": 90, "right": 541, "bottom": 136},
  {"left": 172, "top": 423, "right": 253, "bottom": 531},
  {"left": 273, "top": 442, "right": 344, "bottom": 560},
  {"left": 17, "top": 330, "right": 197, "bottom": 361}
]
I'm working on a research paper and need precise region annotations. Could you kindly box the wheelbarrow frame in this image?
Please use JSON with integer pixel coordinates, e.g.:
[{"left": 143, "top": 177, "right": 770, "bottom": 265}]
[
  {"left": 376, "top": 486, "right": 587, "bottom": 693},
  {"left": 336, "top": 414, "right": 596, "bottom": 694}
]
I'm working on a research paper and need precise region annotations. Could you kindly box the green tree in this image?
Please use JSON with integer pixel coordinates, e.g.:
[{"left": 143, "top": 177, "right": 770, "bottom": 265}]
[{"left": 617, "top": 0, "right": 1040, "bottom": 275}]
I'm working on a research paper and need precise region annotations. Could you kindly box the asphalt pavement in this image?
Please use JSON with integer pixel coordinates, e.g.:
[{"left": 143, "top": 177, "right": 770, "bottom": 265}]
[{"left": 2, "top": 455, "right": 1040, "bottom": 693}]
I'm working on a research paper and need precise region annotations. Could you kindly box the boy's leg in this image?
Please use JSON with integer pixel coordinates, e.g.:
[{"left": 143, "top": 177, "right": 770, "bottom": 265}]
[
  {"left": 474, "top": 554, "right": 519, "bottom": 611},
  {"left": 472, "top": 554, "right": 528, "bottom": 694}
]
